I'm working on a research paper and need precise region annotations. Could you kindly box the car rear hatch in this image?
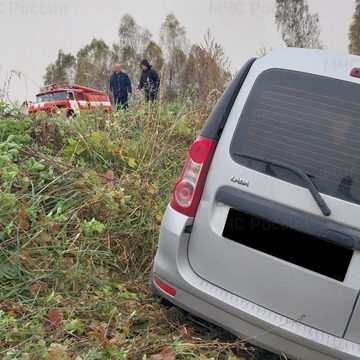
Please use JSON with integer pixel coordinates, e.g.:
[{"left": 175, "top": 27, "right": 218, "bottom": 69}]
[{"left": 188, "top": 66, "right": 360, "bottom": 338}]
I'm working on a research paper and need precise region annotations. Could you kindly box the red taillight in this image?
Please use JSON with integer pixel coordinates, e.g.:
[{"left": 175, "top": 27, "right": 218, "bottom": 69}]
[
  {"left": 350, "top": 68, "right": 360, "bottom": 78},
  {"left": 170, "top": 136, "right": 217, "bottom": 217},
  {"left": 153, "top": 276, "right": 176, "bottom": 297}
]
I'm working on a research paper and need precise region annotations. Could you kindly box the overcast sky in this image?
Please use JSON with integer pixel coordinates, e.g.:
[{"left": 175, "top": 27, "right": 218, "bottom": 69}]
[{"left": 0, "top": 0, "right": 356, "bottom": 102}]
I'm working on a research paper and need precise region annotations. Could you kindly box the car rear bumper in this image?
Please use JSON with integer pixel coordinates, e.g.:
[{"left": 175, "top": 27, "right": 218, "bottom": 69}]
[{"left": 153, "top": 205, "right": 360, "bottom": 360}]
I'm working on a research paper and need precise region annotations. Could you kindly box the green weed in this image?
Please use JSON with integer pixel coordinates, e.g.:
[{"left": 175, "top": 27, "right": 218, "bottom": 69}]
[{"left": 0, "top": 101, "right": 269, "bottom": 359}]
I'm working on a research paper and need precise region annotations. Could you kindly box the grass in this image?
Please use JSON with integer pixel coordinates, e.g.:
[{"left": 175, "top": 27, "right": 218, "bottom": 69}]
[{"left": 0, "top": 100, "right": 279, "bottom": 360}]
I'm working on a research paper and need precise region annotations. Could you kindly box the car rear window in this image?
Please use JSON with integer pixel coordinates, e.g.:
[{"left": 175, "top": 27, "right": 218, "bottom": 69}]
[{"left": 230, "top": 69, "right": 360, "bottom": 205}]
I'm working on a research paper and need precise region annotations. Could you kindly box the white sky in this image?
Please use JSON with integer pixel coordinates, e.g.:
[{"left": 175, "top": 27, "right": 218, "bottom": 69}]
[{"left": 0, "top": 0, "right": 356, "bottom": 103}]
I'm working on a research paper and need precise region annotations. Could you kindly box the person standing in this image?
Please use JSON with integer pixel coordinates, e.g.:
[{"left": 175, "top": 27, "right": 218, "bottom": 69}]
[
  {"left": 109, "top": 64, "right": 132, "bottom": 110},
  {"left": 138, "top": 59, "right": 160, "bottom": 102}
]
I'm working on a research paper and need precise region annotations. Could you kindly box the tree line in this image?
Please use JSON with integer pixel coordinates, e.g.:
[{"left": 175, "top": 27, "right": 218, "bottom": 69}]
[
  {"left": 43, "top": 13, "right": 231, "bottom": 102},
  {"left": 43, "top": 1, "right": 360, "bottom": 102}
]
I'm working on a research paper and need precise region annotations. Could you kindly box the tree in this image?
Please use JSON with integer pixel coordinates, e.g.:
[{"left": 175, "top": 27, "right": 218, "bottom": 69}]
[
  {"left": 43, "top": 50, "right": 76, "bottom": 87},
  {"left": 275, "top": 0, "right": 323, "bottom": 49},
  {"left": 160, "top": 13, "right": 187, "bottom": 57},
  {"left": 349, "top": 0, "right": 360, "bottom": 54},
  {"left": 75, "top": 38, "right": 112, "bottom": 93},
  {"left": 113, "top": 14, "right": 155, "bottom": 85},
  {"left": 160, "top": 13, "right": 189, "bottom": 99},
  {"left": 118, "top": 13, "right": 140, "bottom": 51},
  {"left": 184, "top": 30, "right": 231, "bottom": 101},
  {"left": 143, "top": 41, "right": 164, "bottom": 75}
]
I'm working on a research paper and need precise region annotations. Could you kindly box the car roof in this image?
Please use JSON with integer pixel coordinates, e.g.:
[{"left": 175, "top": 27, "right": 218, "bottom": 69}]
[{"left": 254, "top": 48, "right": 360, "bottom": 84}]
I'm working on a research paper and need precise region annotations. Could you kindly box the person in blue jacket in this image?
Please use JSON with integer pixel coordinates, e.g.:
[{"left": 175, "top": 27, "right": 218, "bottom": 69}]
[{"left": 109, "top": 64, "right": 132, "bottom": 110}]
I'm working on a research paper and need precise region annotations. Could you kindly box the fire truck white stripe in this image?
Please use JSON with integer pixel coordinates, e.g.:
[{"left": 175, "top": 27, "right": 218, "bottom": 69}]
[
  {"left": 78, "top": 101, "right": 111, "bottom": 107},
  {"left": 30, "top": 100, "right": 111, "bottom": 112},
  {"left": 90, "top": 101, "right": 111, "bottom": 106}
]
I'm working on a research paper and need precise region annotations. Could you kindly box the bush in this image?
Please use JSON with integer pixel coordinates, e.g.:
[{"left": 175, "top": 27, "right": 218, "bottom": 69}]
[{"left": 0, "top": 100, "right": 264, "bottom": 359}]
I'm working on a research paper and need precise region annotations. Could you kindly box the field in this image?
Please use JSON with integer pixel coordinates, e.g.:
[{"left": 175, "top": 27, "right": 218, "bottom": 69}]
[{"left": 0, "top": 101, "right": 278, "bottom": 360}]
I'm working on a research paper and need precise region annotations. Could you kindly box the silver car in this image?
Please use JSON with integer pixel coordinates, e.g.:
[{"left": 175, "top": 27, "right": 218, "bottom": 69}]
[{"left": 152, "top": 48, "right": 360, "bottom": 360}]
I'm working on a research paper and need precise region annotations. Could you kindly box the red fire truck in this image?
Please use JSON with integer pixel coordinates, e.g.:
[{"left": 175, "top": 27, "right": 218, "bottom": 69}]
[{"left": 27, "top": 84, "right": 112, "bottom": 116}]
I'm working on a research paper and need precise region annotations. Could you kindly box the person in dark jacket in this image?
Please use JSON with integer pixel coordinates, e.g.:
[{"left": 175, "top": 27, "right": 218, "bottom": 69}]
[
  {"left": 109, "top": 64, "right": 132, "bottom": 110},
  {"left": 138, "top": 59, "right": 160, "bottom": 102}
]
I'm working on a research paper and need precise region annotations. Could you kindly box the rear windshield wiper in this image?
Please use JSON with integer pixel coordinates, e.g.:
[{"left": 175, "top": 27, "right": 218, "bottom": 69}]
[{"left": 234, "top": 153, "right": 331, "bottom": 217}]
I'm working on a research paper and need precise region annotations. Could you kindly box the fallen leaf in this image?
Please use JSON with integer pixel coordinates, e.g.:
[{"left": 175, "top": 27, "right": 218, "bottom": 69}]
[
  {"left": 21, "top": 219, "right": 31, "bottom": 230},
  {"left": 150, "top": 347, "right": 176, "bottom": 360},
  {"left": 18, "top": 208, "right": 27, "bottom": 220},
  {"left": 38, "top": 232, "right": 52, "bottom": 244},
  {"left": 86, "top": 330, "right": 103, "bottom": 340},
  {"left": 108, "top": 332, "right": 126, "bottom": 347},
  {"left": 120, "top": 323, "right": 129, "bottom": 334},
  {"left": 179, "top": 325, "right": 189, "bottom": 335},
  {"left": 89, "top": 321, "right": 109, "bottom": 335},
  {"left": 86, "top": 330, "right": 112, "bottom": 347},
  {"left": 0, "top": 340, "right": 9, "bottom": 348},
  {"left": 127, "top": 158, "right": 136, "bottom": 168},
  {"left": 18, "top": 208, "right": 31, "bottom": 230},
  {"left": 19, "top": 248, "right": 30, "bottom": 261},
  {"left": 7, "top": 310, "right": 17, "bottom": 318},
  {"left": 105, "top": 170, "right": 115, "bottom": 181},
  {"left": 29, "top": 281, "right": 47, "bottom": 295},
  {"left": 44, "top": 309, "right": 63, "bottom": 333},
  {"left": 50, "top": 221, "right": 60, "bottom": 235},
  {"left": 10, "top": 304, "right": 26, "bottom": 313}
]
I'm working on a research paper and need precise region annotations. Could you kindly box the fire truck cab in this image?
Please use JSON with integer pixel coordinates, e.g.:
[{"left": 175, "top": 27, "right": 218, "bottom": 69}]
[{"left": 28, "top": 83, "right": 112, "bottom": 116}]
